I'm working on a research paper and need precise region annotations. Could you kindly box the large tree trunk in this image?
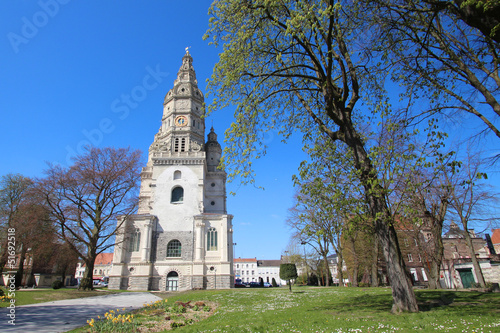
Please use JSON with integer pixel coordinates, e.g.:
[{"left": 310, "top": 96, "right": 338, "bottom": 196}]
[
  {"left": 375, "top": 218, "right": 418, "bottom": 312},
  {"left": 427, "top": 213, "right": 445, "bottom": 289},
  {"left": 350, "top": 236, "right": 359, "bottom": 287},
  {"left": 323, "top": 253, "right": 330, "bottom": 287},
  {"left": 371, "top": 234, "right": 379, "bottom": 287},
  {"left": 337, "top": 250, "right": 344, "bottom": 287},
  {"left": 423, "top": 197, "right": 448, "bottom": 289},
  {"left": 463, "top": 228, "right": 486, "bottom": 287},
  {"left": 427, "top": 260, "right": 440, "bottom": 289},
  {"left": 80, "top": 245, "right": 98, "bottom": 291},
  {"left": 80, "top": 262, "right": 95, "bottom": 291},
  {"left": 15, "top": 246, "right": 27, "bottom": 288},
  {"left": 346, "top": 126, "right": 418, "bottom": 312}
]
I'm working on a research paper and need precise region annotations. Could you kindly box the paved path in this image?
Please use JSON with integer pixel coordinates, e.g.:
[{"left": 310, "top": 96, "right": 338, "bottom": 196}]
[{"left": 0, "top": 292, "right": 162, "bottom": 333}]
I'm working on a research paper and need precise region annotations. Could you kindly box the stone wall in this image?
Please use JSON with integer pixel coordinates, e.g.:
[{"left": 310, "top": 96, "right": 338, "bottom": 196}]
[{"left": 155, "top": 231, "right": 193, "bottom": 261}]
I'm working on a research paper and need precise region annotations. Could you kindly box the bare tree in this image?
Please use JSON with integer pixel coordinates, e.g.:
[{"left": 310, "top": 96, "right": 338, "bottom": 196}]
[
  {"left": 36, "top": 147, "right": 141, "bottom": 290},
  {"left": 370, "top": 0, "right": 500, "bottom": 144},
  {"left": 445, "top": 149, "right": 499, "bottom": 287}
]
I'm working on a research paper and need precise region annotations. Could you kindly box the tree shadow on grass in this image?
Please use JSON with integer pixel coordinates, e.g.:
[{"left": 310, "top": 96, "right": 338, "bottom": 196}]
[
  {"left": 307, "top": 289, "right": 500, "bottom": 315},
  {"left": 416, "top": 290, "right": 500, "bottom": 314},
  {"left": 309, "top": 293, "right": 394, "bottom": 313}
]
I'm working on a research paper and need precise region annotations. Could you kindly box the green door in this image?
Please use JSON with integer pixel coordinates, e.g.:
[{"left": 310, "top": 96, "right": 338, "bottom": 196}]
[{"left": 458, "top": 269, "right": 475, "bottom": 288}]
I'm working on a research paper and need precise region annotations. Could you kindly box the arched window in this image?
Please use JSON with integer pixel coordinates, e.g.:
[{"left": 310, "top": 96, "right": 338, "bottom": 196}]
[
  {"left": 130, "top": 228, "right": 140, "bottom": 252},
  {"left": 173, "top": 170, "right": 181, "bottom": 180},
  {"left": 166, "top": 271, "right": 179, "bottom": 291},
  {"left": 207, "top": 227, "right": 218, "bottom": 251},
  {"left": 171, "top": 187, "right": 184, "bottom": 203},
  {"left": 167, "top": 240, "right": 182, "bottom": 257}
]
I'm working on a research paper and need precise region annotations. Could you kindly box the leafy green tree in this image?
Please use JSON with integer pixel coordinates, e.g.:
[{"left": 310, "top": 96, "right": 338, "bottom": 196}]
[
  {"left": 291, "top": 136, "right": 368, "bottom": 288},
  {"left": 36, "top": 147, "right": 141, "bottom": 290},
  {"left": 280, "top": 263, "right": 298, "bottom": 292},
  {"left": 271, "top": 277, "right": 278, "bottom": 287},
  {"left": 206, "top": 0, "right": 418, "bottom": 312}
]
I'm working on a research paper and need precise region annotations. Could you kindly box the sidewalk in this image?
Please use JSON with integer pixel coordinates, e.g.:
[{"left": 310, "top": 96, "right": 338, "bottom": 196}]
[{"left": 0, "top": 292, "right": 162, "bottom": 333}]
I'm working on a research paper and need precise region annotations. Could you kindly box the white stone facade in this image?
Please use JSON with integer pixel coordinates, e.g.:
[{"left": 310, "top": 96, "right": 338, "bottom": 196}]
[{"left": 109, "top": 51, "right": 233, "bottom": 291}]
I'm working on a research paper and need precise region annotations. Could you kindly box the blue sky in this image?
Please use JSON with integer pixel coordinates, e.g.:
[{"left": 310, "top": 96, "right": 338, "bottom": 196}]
[
  {"left": 1, "top": 1, "right": 498, "bottom": 261},
  {"left": 0, "top": 0, "right": 307, "bottom": 260}
]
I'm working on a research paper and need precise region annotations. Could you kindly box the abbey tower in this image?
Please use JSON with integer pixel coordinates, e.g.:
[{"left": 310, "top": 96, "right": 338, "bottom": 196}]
[{"left": 109, "top": 50, "right": 233, "bottom": 291}]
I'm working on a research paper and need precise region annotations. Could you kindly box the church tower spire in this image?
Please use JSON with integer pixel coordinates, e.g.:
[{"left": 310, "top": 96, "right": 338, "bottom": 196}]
[
  {"left": 147, "top": 48, "right": 205, "bottom": 160},
  {"left": 110, "top": 50, "right": 233, "bottom": 293}
]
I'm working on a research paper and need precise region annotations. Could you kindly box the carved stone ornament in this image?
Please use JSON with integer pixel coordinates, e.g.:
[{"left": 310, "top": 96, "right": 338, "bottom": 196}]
[
  {"left": 160, "top": 141, "right": 170, "bottom": 151},
  {"left": 150, "top": 142, "right": 160, "bottom": 152},
  {"left": 177, "top": 85, "right": 190, "bottom": 95},
  {"left": 191, "top": 141, "right": 201, "bottom": 152}
]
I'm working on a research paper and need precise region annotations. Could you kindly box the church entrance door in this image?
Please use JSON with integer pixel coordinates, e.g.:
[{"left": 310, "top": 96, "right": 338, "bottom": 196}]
[{"left": 166, "top": 271, "right": 179, "bottom": 291}]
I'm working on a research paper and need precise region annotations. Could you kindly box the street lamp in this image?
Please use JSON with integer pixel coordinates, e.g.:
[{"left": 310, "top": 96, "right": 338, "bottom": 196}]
[{"left": 301, "top": 241, "right": 309, "bottom": 285}]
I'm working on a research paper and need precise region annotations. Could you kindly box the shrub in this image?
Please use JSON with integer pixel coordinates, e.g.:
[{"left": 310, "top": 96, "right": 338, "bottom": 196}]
[
  {"left": 280, "top": 263, "right": 298, "bottom": 292},
  {"left": 271, "top": 278, "right": 278, "bottom": 287},
  {"left": 169, "top": 304, "right": 187, "bottom": 314},
  {"left": 52, "top": 280, "right": 63, "bottom": 289},
  {"left": 171, "top": 321, "right": 185, "bottom": 328}
]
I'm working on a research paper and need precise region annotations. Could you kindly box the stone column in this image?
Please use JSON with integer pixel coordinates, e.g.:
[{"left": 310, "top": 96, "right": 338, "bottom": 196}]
[
  {"left": 113, "top": 216, "right": 127, "bottom": 263},
  {"left": 141, "top": 219, "right": 153, "bottom": 262},
  {"left": 195, "top": 221, "right": 205, "bottom": 260},
  {"left": 221, "top": 219, "right": 228, "bottom": 262}
]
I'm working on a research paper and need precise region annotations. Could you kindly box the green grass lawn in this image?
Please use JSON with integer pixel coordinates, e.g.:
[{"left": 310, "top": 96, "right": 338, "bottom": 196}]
[
  {"left": 0, "top": 287, "right": 121, "bottom": 307},
  {"left": 72, "top": 286, "right": 500, "bottom": 332}
]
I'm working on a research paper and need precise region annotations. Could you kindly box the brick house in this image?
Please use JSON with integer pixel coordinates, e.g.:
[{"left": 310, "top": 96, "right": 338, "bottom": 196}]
[{"left": 440, "top": 223, "right": 498, "bottom": 288}]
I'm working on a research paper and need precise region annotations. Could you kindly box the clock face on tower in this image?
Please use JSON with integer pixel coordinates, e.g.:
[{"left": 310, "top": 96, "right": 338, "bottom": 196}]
[{"left": 175, "top": 116, "right": 188, "bottom": 127}]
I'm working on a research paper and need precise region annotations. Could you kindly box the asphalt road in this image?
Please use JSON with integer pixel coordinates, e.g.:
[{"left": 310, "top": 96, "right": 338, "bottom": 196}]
[{"left": 0, "top": 291, "right": 162, "bottom": 333}]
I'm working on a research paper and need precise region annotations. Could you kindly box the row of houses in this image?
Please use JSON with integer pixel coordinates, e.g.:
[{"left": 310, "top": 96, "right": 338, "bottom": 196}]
[
  {"left": 5, "top": 225, "right": 499, "bottom": 290},
  {"left": 398, "top": 224, "right": 500, "bottom": 289},
  {"left": 233, "top": 258, "right": 284, "bottom": 285}
]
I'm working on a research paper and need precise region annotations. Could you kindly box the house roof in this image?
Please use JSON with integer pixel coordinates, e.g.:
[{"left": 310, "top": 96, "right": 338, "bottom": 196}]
[
  {"left": 234, "top": 257, "right": 257, "bottom": 263},
  {"left": 94, "top": 253, "right": 113, "bottom": 265},
  {"left": 257, "top": 260, "right": 281, "bottom": 267},
  {"left": 491, "top": 229, "right": 500, "bottom": 245},
  {"left": 444, "top": 222, "right": 466, "bottom": 238}
]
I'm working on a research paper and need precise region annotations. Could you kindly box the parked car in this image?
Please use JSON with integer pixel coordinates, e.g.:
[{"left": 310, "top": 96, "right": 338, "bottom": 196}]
[
  {"left": 234, "top": 282, "right": 246, "bottom": 288},
  {"left": 249, "top": 282, "right": 261, "bottom": 288},
  {"left": 263, "top": 282, "right": 272, "bottom": 288}
]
